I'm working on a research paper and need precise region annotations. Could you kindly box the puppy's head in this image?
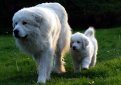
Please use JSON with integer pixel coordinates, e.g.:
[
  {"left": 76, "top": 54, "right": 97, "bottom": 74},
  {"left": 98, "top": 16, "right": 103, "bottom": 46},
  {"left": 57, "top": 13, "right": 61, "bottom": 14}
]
[
  {"left": 71, "top": 32, "right": 89, "bottom": 51},
  {"left": 12, "top": 8, "right": 44, "bottom": 40}
]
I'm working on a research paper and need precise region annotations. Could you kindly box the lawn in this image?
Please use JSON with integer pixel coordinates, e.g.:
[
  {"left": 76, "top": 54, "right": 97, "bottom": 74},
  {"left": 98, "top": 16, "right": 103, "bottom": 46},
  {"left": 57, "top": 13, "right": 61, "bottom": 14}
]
[{"left": 0, "top": 27, "right": 121, "bottom": 85}]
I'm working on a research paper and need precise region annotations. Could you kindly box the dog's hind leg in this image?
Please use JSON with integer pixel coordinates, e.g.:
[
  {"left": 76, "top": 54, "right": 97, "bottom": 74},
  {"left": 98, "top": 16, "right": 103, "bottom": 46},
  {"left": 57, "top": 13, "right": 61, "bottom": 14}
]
[
  {"left": 54, "top": 32, "right": 71, "bottom": 73},
  {"left": 54, "top": 49, "right": 66, "bottom": 73},
  {"left": 90, "top": 45, "right": 98, "bottom": 67},
  {"left": 90, "top": 54, "right": 96, "bottom": 67}
]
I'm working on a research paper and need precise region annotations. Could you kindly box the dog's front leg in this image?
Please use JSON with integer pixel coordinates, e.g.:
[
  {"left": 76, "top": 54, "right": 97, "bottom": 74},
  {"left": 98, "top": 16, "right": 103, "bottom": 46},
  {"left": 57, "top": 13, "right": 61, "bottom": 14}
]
[
  {"left": 73, "top": 60, "right": 81, "bottom": 73},
  {"left": 34, "top": 50, "right": 53, "bottom": 83},
  {"left": 82, "top": 56, "right": 91, "bottom": 70}
]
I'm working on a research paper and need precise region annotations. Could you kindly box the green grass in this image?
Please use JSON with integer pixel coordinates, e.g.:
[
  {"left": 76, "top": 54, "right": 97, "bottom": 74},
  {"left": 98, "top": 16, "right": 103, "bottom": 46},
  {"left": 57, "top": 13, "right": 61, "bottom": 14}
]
[{"left": 0, "top": 27, "right": 121, "bottom": 85}]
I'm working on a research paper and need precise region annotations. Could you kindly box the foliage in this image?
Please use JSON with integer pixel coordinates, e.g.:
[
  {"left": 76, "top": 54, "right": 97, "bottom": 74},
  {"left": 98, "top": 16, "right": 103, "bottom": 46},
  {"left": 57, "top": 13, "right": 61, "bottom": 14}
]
[
  {"left": 1, "top": 0, "right": 121, "bottom": 33},
  {"left": 67, "top": 0, "right": 121, "bottom": 28}
]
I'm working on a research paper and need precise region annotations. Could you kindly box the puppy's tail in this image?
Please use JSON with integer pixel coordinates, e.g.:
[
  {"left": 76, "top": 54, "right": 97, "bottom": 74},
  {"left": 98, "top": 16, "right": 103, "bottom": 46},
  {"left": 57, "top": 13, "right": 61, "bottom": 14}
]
[{"left": 84, "top": 26, "right": 95, "bottom": 37}]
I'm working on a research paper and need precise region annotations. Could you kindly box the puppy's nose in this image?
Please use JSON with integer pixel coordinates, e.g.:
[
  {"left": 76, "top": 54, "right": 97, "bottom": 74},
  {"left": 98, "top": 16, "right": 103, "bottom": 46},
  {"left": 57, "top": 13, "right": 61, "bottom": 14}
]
[
  {"left": 72, "top": 46, "right": 76, "bottom": 50},
  {"left": 13, "top": 29, "right": 19, "bottom": 38}
]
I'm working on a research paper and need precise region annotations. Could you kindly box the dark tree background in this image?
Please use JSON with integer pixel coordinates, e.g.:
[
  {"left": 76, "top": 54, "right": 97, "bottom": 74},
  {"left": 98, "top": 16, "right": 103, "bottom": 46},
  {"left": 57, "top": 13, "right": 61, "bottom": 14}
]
[{"left": 1, "top": 0, "right": 121, "bottom": 34}]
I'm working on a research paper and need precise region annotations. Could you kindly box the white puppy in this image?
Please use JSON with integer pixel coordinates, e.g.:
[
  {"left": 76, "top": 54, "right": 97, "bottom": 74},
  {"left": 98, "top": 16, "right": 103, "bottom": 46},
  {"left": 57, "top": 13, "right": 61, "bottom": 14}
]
[
  {"left": 70, "top": 27, "right": 98, "bottom": 72},
  {"left": 12, "top": 2, "right": 71, "bottom": 83}
]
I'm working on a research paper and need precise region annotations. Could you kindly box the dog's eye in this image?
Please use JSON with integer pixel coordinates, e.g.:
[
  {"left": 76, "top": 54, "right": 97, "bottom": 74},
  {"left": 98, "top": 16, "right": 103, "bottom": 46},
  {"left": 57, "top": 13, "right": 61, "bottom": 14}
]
[
  {"left": 15, "top": 22, "right": 17, "bottom": 25},
  {"left": 22, "top": 21, "right": 27, "bottom": 25},
  {"left": 13, "top": 22, "right": 17, "bottom": 28},
  {"left": 14, "top": 22, "right": 18, "bottom": 26},
  {"left": 77, "top": 41, "right": 80, "bottom": 43}
]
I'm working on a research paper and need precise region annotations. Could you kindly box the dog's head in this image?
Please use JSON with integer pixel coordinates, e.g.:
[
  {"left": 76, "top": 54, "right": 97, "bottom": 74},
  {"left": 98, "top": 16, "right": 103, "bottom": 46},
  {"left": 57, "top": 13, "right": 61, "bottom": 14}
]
[
  {"left": 12, "top": 7, "right": 50, "bottom": 40},
  {"left": 71, "top": 32, "right": 89, "bottom": 51}
]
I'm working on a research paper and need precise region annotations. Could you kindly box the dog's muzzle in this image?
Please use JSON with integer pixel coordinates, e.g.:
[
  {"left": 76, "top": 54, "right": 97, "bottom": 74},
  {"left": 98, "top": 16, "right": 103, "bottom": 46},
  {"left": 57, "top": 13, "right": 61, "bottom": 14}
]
[
  {"left": 13, "top": 29, "right": 20, "bottom": 38},
  {"left": 13, "top": 29, "right": 28, "bottom": 39},
  {"left": 72, "top": 46, "right": 77, "bottom": 50}
]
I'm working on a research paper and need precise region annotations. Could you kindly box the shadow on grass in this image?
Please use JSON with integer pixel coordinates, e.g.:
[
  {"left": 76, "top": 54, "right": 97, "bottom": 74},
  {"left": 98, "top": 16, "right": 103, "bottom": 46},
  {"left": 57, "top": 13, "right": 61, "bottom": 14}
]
[{"left": 0, "top": 73, "right": 37, "bottom": 85}]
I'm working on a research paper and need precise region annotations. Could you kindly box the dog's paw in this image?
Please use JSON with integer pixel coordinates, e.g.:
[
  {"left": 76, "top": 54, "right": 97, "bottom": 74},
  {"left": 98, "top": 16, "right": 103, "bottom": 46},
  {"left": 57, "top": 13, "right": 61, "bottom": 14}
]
[
  {"left": 37, "top": 76, "right": 46, "bottom": 84},
  {"left": 53, "top": 65, "right": 66, "bottom": 74},
  {"left": 82, "top": 68, "right": 89, "bottom": 70}
]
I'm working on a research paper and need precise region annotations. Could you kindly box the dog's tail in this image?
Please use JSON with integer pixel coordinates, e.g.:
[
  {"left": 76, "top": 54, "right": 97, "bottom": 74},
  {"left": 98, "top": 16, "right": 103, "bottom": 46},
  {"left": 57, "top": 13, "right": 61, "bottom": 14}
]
[{"left": 84, "top": 26, "right": 95, "bottom": 37}]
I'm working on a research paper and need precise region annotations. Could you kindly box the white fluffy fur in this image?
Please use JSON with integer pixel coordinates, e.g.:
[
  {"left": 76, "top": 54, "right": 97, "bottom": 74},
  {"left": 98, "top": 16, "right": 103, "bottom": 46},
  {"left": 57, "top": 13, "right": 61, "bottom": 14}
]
[
  {"left": 71, "top": 27, "right": 98, "bottom": 72},
  {"left": 12, "top": 2, "right": 71, "bottom": 83}
]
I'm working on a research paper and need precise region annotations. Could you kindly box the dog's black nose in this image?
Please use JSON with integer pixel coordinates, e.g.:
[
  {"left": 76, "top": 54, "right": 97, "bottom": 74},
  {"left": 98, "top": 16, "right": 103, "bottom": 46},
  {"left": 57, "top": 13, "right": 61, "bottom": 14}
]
[
  {"left": 72, "top": 46, "right": 76, "bottom": 50},
  {"left": 13, "top": 29, "right": 19, "bottom": 38}
]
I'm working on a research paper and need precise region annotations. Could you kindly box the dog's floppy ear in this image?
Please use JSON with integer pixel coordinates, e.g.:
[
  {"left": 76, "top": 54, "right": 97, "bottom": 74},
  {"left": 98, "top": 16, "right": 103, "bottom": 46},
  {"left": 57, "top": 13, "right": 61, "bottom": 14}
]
[
  {"left": 70, "top": 37, "right": 73, "bottom": 48},
  {"left": 31, "top": 12, "right": 42, "bottom": 24},
  {"left": 34, "top": 14, "right": 42, "bottom": 23},
  {"left": 82, "top": 37, "right": 89, "bottom": 49}
]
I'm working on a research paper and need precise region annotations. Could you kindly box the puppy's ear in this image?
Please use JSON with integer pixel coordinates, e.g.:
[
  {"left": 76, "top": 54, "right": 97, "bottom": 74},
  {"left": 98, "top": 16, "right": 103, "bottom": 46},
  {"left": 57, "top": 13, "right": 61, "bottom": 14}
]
[{"left": 82, "top": 38, "right": 89, "bottom": 48}]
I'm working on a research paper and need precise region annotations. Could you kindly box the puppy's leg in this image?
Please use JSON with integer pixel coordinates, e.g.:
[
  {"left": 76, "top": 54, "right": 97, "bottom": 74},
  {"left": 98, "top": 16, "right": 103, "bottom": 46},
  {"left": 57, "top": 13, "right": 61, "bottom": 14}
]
[
  {"left": 34, "top": 49, "right": 53, "bottom": 83},
  {"left": 82, "top": 56, "right": 91, "bottom": 70},
  {"left": 73, "top": 60, "right": 81, "bottom": 73}
]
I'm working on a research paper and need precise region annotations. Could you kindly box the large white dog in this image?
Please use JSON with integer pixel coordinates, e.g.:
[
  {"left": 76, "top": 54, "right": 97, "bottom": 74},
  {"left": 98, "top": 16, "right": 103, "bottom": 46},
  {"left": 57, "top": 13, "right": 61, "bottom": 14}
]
[
  {"left": 12, "top": 2, "right": 71, "bottom": 83},
  {"left": 70, "top": 27, "right": 98, "bottom": 72}
]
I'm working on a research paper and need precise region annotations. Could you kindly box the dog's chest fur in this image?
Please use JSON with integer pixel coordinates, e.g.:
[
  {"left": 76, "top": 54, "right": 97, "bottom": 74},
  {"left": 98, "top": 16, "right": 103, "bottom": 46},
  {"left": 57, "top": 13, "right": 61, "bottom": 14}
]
[{"left": 72, "top": 49, "right": 86, "bottom": 62}]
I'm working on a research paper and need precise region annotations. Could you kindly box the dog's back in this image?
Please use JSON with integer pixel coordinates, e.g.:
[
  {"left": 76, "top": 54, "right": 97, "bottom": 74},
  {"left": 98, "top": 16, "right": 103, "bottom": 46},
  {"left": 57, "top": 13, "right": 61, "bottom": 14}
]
[
  {"left": 84, "top": 27, "right": 98, "bottom": 67},
  {"left": 37, "top": 2, "right": 71, "bottom": 51},
  {"left": 37, "top": 2, "right": 71, "bottom": 73}
]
